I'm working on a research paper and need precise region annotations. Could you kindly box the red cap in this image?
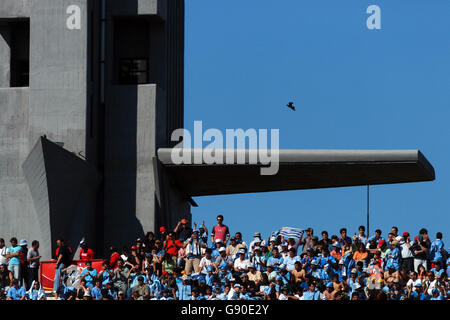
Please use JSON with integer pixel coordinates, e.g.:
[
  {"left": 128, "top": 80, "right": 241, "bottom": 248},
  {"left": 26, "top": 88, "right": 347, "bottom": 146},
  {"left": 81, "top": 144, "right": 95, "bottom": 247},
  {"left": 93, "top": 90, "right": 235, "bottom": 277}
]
[
  {"left": 402, "top": 232, "right": 409, "bottom": 237},
  {"left": 159, "top": 226, "right": 166, "bottom": 233},
  {"left": 181, "top": 219, "right": 189, "bottom": 224},
  {"left": 162, "top": 271, "right": 168, "bottom": 276},
  {"left": 378, "top": 240, "right": 386, "bottom": 248},
  {"left": 131, "top": 246, "right": 137, "bottom": 250},
  {"left": 414, "top": 236, "right": 419, "bottom": 242}
]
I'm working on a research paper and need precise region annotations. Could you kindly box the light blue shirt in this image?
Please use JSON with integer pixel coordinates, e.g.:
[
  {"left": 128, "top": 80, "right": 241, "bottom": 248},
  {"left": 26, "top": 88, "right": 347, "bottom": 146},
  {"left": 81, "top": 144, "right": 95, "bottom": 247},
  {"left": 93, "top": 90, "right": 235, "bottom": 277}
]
[
  {"left": 267, "top": 256, "right": 283, "bottom": 271},
  {"left": 303, "top": 289, "right": 320, "bottom": 300},
  {"left": 7, "top": 286, "right": 26, "bottom": 300},
  {"left": 176, "top": 284, "right": 191, "bottom": 300},
  {"left": 99, "top": 269, "right": 113, "bottom": 286},
  {"left": 91, "top": 286, "right": 103, "bottom": 300},
  {"left": 7, "top": 246, "right": 21, "bottom": 265},
  {"left": 81, "top": 268, "right": 98, "bottom": 287},
  {"left": 281, "top": 256, "right": 300, "bottom": 271},
  {"left": 429, "top": 239, "right": 444, "bottom": 262}
]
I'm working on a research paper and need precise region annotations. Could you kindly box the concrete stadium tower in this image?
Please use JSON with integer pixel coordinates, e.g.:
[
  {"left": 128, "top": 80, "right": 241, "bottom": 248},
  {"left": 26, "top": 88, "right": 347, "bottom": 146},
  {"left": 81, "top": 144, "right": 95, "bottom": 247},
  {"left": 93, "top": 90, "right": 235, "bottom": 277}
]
[
  {"left": 0, "top": 0, "right": 435, "bottom": 259},
  {"left": 0, "top": 0, "right": 187, "bottom": 259}
]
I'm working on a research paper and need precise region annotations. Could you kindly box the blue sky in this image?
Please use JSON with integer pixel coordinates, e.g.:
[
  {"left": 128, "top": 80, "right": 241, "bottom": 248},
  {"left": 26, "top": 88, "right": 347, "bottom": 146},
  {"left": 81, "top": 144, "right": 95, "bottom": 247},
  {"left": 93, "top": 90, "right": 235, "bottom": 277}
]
[{"left": 184, "top": 0, "right": 450, "bottom": 246}]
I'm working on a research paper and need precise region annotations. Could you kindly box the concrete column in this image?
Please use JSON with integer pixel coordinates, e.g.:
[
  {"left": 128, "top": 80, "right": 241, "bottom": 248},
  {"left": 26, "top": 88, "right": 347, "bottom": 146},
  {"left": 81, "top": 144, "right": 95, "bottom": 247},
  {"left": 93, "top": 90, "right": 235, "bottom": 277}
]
[{"left": 0, "top": 26, "right": 11, "bottom": 87}]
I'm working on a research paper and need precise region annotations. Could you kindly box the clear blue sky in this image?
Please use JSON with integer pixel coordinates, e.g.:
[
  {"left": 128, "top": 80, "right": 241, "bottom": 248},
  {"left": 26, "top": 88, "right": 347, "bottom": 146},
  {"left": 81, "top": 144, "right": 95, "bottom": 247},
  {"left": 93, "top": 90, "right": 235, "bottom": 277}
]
[{"left": 183, "top": 0, "right": 450, "bottom": 246}]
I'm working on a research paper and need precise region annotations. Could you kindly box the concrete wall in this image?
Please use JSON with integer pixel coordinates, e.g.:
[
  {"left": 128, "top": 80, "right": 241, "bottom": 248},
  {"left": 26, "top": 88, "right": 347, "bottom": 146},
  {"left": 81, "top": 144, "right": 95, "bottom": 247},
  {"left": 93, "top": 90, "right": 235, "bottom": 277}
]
[
  {"left": 0, "top": 0, "right": 91, "bottom": 259},
  {"left": 102, "top": 0, "right": 188, "bottom": 251},
  {"left": 29, "top": 0, "right": 88, "bottom": 155},
  {"left": 0, "top": 0, "right": 30, "bottom": 19},
  {"left": 0, "top": 0, "right": 188, "bottom": 258},
  {"left": 103, "top": 84, "right": 162, "bottom": 249},
  {"left": 0, "top": 88, "right": 39, "bottom": 253}
]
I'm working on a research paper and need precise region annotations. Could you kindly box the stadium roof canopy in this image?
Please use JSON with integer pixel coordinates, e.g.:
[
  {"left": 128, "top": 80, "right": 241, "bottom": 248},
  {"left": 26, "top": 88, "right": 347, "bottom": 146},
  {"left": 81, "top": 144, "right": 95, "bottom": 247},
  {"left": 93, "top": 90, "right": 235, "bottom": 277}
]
[{"left": 157, "top": 149, "right": 435, "bottom": 197}]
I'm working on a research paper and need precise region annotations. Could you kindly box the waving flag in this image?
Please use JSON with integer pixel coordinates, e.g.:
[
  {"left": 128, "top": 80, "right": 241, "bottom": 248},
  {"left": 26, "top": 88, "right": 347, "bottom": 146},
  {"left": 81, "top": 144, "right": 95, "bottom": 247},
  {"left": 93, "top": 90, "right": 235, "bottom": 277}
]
[{"left": 273, "top": 227, "right": 304, "bottom": 241}]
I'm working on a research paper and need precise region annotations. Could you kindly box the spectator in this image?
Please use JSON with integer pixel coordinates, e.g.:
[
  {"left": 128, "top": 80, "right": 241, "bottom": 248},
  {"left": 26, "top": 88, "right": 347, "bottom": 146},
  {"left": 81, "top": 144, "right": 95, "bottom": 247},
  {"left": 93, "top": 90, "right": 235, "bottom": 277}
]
[
  {"left": 429, "top": 232, "right": 444, "bottom": 265},
  {"left": 79, "top": 240, "right": 94, "bottom": 261},
  {"left": 159, "top": 226, "right": 169, "bottom": 242},
  {"left": 26, "top": 280, "right": 46, "bottom": 300},
  {"left": 299, "top": 228, "right": 313, "bottom": 254},
  {"left": 18, "top": 239, "right": 29, "bottom": 288},
  {"left": 233, "top": 249, "right": 250, "bottom": 278},
  {"left": 26, "top": 240, "right": 41, "bottom": 290},
  {"left": 211, "top": 215, "right": 230, "bottom": 245},
  {"left": 80, "top": 260, "right": 98, "bottom": 289},
  {"left": 357, "top": 226, "right": 368, "bottom": 245},
  {"left": 391, "top": 227, "right": 402, "bottom": 241},
  {"left": 174, "top": 219, "right": 193, "bottom": 242},
  {"left": 184, "top": 230, "right": 205, "bottom": 276},
  {"left": 176, "top": 274, "right": 192, "bottom": 300},
  {"left": 353, "top": 243, "right": 368, "bottom": 265},
  {"left": 125, "top": 245, "right": 141, "bottom": 270},
  {"left": 411, "top": 231, "right": 430, "bottom": 272},
  {"left": 76, "top": 278, "right": 89, "bottom": 300},
  {"left": 338, "top": 228, "right": 352, "bottom": 248},
  {"left": 0, "top": 263, "right": 13, "bottom": 295},
  {"left": 132, "top": 276, "right": 150, "bottom": 300},
  {"left": 109, "top": 246, "right": 121, "bottom": 269},
  {"left": 196, "top": 221, "right": 209, "bottom": 251},
  {"left": 113, "top": 259, "right": 129, "bottom": 294},
  {"left": 281, "top": 248, "right": 300, "bottom": 272},
  {"left": 369, "top": 229, "right": 384, "bottom": 246},
  {"left": 106, "top": 281, "right": 118, "bottom": 300},
  {"left": 90, "top": 279, "right": 103, "bottom": 300},
  {"left": 163, "top": 232, "right": 182, "bottom": 257},
  {"left": 318, "top": 231, "right": 331, "bottom": 252},
  {"left": 226, "top": 237, "right": 242, "bottom": 260},
  {"left": 303, "top": 281, "right": 321, "bottom": 300},
  {"left": 161, "top": 253, "right": 177, "bottom": 276},
  {"left": 6, "top": 279, "right": 26, "bottom": 300},
  {"left": 198, "top": 248, "right": 214, "bottom": 275},
  {"left": 400, "top": 232, "right": 414, "bottom": 273},
  {"left": 330, "top": 243, "right": 342, "bottom": 261},
  {"left": 143, "top": 232, "right": 156, "bottom": 253},
  {"left": 6, "top": 238, "right": 21, "bottom": 283},
  {"left": 53, "top": 238, "right": 72, "bottom": 293},
  {"left": 136, "top": 238, "right": 146, "bottom": 259},
  {"left": 249, "top": 233, "right": 263, "bottom": 254},
  {"left": 0, "top": 239, "right": 7, "bottom": 266},
  {"left": 98, "top": 261, "right": 114, "bottom": 287}
]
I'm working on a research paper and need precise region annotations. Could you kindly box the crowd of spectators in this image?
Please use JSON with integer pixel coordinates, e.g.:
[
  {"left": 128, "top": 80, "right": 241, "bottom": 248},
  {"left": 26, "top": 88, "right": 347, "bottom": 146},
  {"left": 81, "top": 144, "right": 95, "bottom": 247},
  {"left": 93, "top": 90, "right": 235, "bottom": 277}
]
[{"left": 1, "top": 214, "right": 449, "bottom": 300}]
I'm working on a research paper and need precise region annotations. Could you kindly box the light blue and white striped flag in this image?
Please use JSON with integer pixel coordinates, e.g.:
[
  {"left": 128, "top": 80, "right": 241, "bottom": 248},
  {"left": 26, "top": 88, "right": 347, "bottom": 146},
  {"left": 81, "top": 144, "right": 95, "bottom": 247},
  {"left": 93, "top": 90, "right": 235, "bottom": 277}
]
[{"left": 273, "top": 227, "right": 304, "bottom": 241}]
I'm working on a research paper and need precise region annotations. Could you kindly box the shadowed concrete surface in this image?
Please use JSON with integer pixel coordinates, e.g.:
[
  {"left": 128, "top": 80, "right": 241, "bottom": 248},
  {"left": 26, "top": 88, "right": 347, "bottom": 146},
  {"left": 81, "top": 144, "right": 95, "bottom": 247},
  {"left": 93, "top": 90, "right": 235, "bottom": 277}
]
[
  {"left": 22, "top": 137, "right": 101, "bottom": 259},
  {"left": 157, "top": 149, "right": 435, "bottom": 196}
]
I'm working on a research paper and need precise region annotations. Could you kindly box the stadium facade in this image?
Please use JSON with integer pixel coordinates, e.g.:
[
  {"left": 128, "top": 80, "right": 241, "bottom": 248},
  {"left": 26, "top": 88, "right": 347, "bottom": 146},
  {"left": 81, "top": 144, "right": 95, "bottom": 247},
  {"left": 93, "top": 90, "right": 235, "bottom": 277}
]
[{"left": 0, "top": 0, "right": 435, "bottom": 259}]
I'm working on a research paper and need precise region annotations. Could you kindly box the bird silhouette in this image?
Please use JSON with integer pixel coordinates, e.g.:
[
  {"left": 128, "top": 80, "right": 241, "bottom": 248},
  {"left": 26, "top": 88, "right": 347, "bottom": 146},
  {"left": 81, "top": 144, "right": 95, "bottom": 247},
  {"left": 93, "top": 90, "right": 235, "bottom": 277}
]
[{"left": 286, "top": 102, "right": 296, "bottom": 111}]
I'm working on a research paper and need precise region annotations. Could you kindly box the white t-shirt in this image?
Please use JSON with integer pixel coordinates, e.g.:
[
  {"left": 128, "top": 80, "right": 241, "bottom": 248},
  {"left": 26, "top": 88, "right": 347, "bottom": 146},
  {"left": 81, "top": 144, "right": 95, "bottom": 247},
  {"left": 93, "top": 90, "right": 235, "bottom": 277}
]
[
  {"left": 406, "top": 278, "right": 422, "bottom": 291},
  {"left": 278, "top": 293, "right": 288, "bottom": 300},
  {"left": 400, "top": 240, "right": 414, "bottom": 258},
  {"left": 0, "top": 247, "right": 7, "bottom": 265},
  {"left": 199, "top": 257, "right": 213, "bottom": 274},
  {"left": 427, "top": 279, "right": 437, "bottom": 295},
  {"left": 227, "top": 289, "right": 239, "bottom": 300},
  {"left": 234, "top": 258, "right": 249, "bottom": 271}
]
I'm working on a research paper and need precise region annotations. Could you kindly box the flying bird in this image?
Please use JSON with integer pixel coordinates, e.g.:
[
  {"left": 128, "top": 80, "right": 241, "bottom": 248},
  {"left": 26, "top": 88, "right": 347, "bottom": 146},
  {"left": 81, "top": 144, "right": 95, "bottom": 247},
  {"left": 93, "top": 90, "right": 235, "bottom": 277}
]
[{"left": 286, "top": 102, "right": 295, "bottom": 111}]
